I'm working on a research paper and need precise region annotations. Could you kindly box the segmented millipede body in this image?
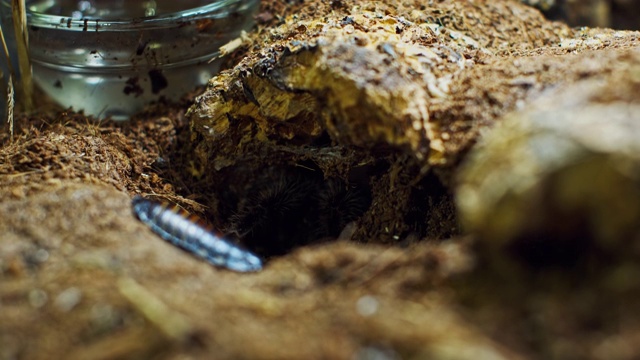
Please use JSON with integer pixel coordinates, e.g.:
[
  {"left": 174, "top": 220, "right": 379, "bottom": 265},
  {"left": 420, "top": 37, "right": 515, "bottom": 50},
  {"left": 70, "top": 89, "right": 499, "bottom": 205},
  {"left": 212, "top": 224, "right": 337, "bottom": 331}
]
[{"left": 132, "top": 196, "right": 262, "bottom": 272}]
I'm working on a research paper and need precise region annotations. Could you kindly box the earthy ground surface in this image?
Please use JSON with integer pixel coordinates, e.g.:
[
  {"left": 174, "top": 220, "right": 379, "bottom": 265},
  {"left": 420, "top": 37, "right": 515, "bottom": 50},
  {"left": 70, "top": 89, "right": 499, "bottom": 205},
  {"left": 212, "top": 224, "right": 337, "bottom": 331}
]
[{"left": 1, "top": 0, "right": 640, "bottom": 359}]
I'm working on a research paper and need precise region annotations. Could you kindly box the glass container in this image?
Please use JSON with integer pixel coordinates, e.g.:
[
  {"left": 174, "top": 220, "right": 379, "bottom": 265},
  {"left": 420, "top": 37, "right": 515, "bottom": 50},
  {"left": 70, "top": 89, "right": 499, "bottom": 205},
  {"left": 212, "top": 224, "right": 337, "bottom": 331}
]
[{"left": 1, "top": 0, "right": 259, "bottom": 120}]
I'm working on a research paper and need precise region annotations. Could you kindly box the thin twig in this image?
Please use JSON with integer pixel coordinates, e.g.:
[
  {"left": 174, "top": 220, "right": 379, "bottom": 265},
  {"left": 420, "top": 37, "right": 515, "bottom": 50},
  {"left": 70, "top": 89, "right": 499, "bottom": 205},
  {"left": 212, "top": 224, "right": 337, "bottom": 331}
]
[
  {"left": 0, "top": 20, "right": 15, "bottom": 76},
  {"left": 0, "top": 20, "right": 15, "bottom": 138},
  {"left": 12, "top": 0, "right": 33, "bottom": 112},
  {"left": 7, "top": 75, "right": 14, "bottom": 139}
]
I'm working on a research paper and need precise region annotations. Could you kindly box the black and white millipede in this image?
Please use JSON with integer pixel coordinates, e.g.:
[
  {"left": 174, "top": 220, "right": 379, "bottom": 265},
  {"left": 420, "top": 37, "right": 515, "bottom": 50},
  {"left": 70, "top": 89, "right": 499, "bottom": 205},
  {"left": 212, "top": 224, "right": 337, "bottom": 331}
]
[{"left": 131, "top": 196, "right": 263, "bottom": 272}]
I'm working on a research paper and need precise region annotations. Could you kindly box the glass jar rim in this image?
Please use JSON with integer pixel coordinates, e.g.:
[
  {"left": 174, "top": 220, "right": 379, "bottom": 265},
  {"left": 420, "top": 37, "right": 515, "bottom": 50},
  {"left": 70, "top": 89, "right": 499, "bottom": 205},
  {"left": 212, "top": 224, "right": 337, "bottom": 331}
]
[{"left": 25, "top": 0, "right": 248, "bottom": 31}]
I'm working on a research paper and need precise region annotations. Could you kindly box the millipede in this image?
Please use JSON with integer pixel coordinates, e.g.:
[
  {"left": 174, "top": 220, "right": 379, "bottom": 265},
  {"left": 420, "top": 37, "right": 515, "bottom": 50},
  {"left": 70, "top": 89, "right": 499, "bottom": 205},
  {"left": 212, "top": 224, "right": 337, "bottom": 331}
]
[{"left": 131, "top": 196, "right": 263, "bottom": 272}]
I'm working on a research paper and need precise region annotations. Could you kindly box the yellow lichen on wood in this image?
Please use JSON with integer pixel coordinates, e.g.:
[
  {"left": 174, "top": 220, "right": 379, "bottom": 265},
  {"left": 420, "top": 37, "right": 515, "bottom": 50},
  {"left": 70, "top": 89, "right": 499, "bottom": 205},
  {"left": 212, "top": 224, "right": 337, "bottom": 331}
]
[{"left": 190, "top": 10, "right": 486, "bottom": 169}]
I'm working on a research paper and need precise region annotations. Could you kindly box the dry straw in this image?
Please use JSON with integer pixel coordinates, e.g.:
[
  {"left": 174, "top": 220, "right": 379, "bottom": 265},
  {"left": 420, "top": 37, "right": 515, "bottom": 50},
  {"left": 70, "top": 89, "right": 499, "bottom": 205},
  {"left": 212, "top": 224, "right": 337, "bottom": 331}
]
[{"left": 1, "top": 0, "right": 32, "bottom": 139}]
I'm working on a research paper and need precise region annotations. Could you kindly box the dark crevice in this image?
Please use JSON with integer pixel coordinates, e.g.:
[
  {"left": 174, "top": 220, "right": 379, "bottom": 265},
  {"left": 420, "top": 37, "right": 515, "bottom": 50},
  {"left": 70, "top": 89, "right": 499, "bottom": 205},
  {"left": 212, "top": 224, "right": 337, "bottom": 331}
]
[
  {"left": 404, "top": 171, "right": 458, "bottom": 240},
  {"left": 226, "top": 165, "right": 372, "bottom": 258}
]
